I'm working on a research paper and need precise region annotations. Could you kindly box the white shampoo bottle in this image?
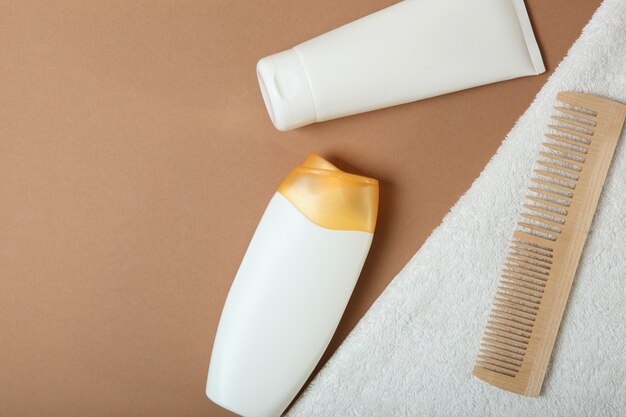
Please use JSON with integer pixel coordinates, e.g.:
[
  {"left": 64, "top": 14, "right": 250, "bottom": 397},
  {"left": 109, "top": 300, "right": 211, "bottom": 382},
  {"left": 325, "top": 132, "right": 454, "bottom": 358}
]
[{"left": 207, "top": 154, "right": 378, "bottom": 417}]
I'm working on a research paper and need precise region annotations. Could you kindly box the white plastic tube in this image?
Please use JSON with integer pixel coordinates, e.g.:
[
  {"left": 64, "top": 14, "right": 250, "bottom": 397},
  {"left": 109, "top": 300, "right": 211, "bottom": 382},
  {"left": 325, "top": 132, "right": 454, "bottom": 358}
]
[
  {"left": 207, "top": 154, "right": 378, "bottom": 417},
  {"left": 257, "top": 0, "right": 545, "bottom": 131}
]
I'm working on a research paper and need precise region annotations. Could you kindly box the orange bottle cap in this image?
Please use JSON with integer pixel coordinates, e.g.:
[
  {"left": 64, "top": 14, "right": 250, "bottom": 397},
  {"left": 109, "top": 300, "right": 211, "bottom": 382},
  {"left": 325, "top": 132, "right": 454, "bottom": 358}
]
[{"left": 278, "top": 154, "right": 378, "bottom": 233}]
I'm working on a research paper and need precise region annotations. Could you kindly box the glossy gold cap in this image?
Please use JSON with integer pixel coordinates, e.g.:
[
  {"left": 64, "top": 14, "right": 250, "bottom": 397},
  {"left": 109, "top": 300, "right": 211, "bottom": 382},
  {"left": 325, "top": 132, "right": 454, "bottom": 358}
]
[{"left": 278, "top": 154, "right": 379, "bottom": 233}]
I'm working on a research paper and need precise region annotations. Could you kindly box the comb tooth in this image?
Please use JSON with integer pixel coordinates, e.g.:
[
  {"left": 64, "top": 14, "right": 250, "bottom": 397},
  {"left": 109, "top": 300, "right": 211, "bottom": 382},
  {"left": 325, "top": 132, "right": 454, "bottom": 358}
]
[
  {"left": 502, "top": 256, "right": 545, "bottom": 276},
  {"left": 536, "top": 161, "right": 580, "bottom": 179},
  {"left": 483, "top": 332, "right": 528, "bottom": 350},
  {"left": 532, "top": 171, "right": 576, "bottom": 189},
  {"left": 475, "top": 361, "right": 518, "bottom": 377},
  {"left": 495, "top": 291, "right": 541, "bottom": 307},
  {"left": 480, "top": 340, "right": 530, "bottom": 356},
  {"left": 543, "top": 142, "right": 587, "bottom": 157},
  {"left": 489, "top": 312, "right": 535, "bottom": 331},
  {"left": 487, "top": 326, "right": 532, "bottom": 347},
  {"left": 528, "top": 187, "right": 571, "bottom": 205},
  {"left": 509, "top": 250, "right": 552, "bottom": 265},
  {"left": 498, "top": 282, "right": 543, "bottom": 301},
  {"left": 509, "top": 246, "right": 552, "bottom": 266},
  {"left": 484, "top": 330, "right": 531, "bottom": 347},
  {"left": 478, "top": 351, "right": 523, "bottom": 368},
  {"left": 506, "top": 257, "right": 551, "bottom": 274},
  {"left": 477, "top": 352, "right": 524, "bottom": 366},
  {"left": 507, "top": 254, "right": 551, "bottom": 269},
  {"left": 492, "top": 305, "right": 537, "bottom": 324},
  {"left": 523, "top": 202, "right": 568, "bottom": 221},
  {"left": 546, "top": 132, "right": 590, "bottom": 147},
  {"left": 512, "top": 232, "right": 554, "bottom": 252},
  {"left": 506, "top": 255, "right": 551, "bottom": 271},
  {"left": 502, "top": 271, "right": 547, "bottom": 289},
  {"left": 530, "top": 179, "right": 574, "bottom": 196},
  {"left": 541, "top": 146, "right": 586, "bottom": 163},
  {"left": 481, "top": 339, "right": 528, "bottom": 357},
  {"left": 548, "top": 124, "right": 593, "bottom": 141},
  {"left": 491, "top": 308, "right": 536, "bottom": 328},
  {"left": 489, "top": 314, "right": 535, "bottom": 332},
  {"left": 517, "top": 227, "right": 557, "bottom": 243},
  {"left": 478, "top": 352, "right": 522, "bottom": 372},
  {"left": 483, "top": 329, "right": 532, "bottom": 348},
  {"left": 501, "top": 275, "right": 546, "bottom": 293},
  {"left": 556, "top": 93, "right": 599, "bottom": 116},
  {"left": 511, "top": 240, "right": 554, "bottom": 257},
  {"left": 488, "top": 319, "right": 533, "bottom": 340},
  {"left": 528, "top": 185, "right": 572, "bottom": 201},
  {"left": 516, "top": 223, "right": 558, "bottom": 241},
  {"left": 477, "top": 355, "right": 521, "bottom": 373},
  {"left": 479, "top": 350, "right": 524, "bottom": 368},
  {"left": 483, "top": 330, "right": 531, "bottom": 347},
  {"left": 509, "top": 245, "right": 553, "bottom": 263},
  {"left": 493, "top": 299, "right": 538, "bottom": 316},
  {"left": 525, "top": 195, "right": 569, "bottom": 211},
  {"left": 506, "top": 278, "right": 548, "bottom": 297},
  {"left": 551, "top": 115, "right": 595, "bottom": 133},
  {"left": 505, "top": 263, "right": 549, "bottom": 280},
  {"left": 504, "top": 268, "right": 549, "bottom": 287},
  {"left": 520, "top": 212, "right": 563, "bottom": 228},
  {"left": 495, "top": 291, "right": 541, "bottom": 309},
  {"left": 484, "top": 336, "right": 529, "bottom": 357},
  {"left": 494, "top": 294, "right": 539, "bottom": 311},
  {"left": 486, "top": 322, "right": 531, "bottom": 340},
  {"left": 479, "top": 348, "right": 524, "bottom": 365},
  {"left": 491, "top": 310, "right": 536, "bottom": 330},
  {"left": 509, "top": 248, "right": 553, "bottom": 265},
  {"left": 526, "top": 194, "right": 569, "bottom": 212},
  {"left": 523, "top": 203, "right": 567, "bottom": 222},
  {"left": 476, "top": 358, "right": 516, "bottom": 378},
  {"left": 502, "top": 258, "right": 551, "bottom": 287},
  {"left": 480, "top": 343, "right": 526, "bottom": 360},
  {"left": 526, "top": 196, "right": 568, "bottom": 215},
  {"left": 538, "top": 152, "right": 583, "bottom": 171},
  {"left": 542, "top": 144, "right": 586, "bottom": 163},
  {"left": 553, "top": 106, "right": 596, "bottom": 124}
]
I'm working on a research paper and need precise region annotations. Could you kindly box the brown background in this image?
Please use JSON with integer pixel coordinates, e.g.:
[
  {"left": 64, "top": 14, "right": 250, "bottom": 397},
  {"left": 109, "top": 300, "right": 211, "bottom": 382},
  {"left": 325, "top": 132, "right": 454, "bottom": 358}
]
[{"left": 0, "top": 1, "right": 600, "bottom": 416}]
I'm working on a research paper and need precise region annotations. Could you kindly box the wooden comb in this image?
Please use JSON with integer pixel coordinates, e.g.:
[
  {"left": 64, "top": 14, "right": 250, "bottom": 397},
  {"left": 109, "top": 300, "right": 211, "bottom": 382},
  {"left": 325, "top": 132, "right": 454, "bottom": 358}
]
[{"left": 473, "top": 92, "right": 626, "bottom": 397}]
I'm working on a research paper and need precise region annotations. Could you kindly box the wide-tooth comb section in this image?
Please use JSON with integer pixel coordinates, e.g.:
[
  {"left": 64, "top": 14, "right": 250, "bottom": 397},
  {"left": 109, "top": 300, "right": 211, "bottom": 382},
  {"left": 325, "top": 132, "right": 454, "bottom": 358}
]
[
  {"left": 525, "top": 196, "right": 568, "bottom": 216},
  {"left": 474, "top": 92, "right": 626, "bottom": 397},
  {"left": 506, "top": 254, "right": 551, "bottom": 269},
  {"left": 548, "top": 124, "right": 593, "bottom": 141},
  {"left": 510, "top": 245, "right": 552, "bottom": 260},
  {"left": 543, "top": 142, "right": 586, "bottom": 157},
  {"left": 520, "top": 213, "right": 562, "bottom": 229},
  {"left": 529, "top": 184, "right": 572, "bottom": 200},
  {"left": 532, "top": 174, "right": 576, "bottom": 193},
  {"left": 530, "top": 177, "right": 574, "bottom": 194},
  {"left": 545, "top": 133, "right": 590, "bottom": 149},
  {"left": 553, "top": 106, "right": 597, "bottom": 126},
  {"left": 551, "top": 115, "right": 594, "bottom": 134},
  {"left": 536, "top": 160, "right": 580, "bottom": 178},
  {"left": 538, "top": 152, "right": 583, "bottom": 171}
]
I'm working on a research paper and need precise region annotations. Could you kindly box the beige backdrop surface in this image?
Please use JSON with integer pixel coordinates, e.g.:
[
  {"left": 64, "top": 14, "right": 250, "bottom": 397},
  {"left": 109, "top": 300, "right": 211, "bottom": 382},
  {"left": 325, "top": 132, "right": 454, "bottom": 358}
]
[{"left": 0, "top": 1, "right": 600, "bottom": 416}]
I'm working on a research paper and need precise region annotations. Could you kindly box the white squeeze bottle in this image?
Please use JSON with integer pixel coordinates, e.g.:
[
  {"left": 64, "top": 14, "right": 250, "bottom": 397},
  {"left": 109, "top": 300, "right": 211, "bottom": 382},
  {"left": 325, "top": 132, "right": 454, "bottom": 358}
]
[
  {"left": 257, "top": 0, "right": 545, "bottom": 131},
  {"left": 207, "top": 154, "right": 378, "bottom": 417}
]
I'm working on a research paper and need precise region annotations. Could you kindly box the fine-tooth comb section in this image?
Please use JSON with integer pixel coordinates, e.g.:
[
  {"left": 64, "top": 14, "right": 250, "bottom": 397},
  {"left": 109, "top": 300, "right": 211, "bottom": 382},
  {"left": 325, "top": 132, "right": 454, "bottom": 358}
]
[{"left": 473, "top": 92, "right": 626, "bottom": 397}]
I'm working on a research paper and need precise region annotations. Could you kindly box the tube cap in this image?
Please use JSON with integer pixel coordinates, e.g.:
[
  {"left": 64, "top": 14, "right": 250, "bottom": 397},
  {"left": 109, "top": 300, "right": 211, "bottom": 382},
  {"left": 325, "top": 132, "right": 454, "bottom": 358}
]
[{"left": 256, "top": 50, "right": 317, "bottom": 131}]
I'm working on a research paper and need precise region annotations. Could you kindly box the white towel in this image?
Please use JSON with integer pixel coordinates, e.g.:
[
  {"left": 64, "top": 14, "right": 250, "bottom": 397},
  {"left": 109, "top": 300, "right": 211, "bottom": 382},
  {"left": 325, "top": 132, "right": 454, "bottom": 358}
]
[{"left": 288, "top": 0, "right": 626, "bottom": 415}]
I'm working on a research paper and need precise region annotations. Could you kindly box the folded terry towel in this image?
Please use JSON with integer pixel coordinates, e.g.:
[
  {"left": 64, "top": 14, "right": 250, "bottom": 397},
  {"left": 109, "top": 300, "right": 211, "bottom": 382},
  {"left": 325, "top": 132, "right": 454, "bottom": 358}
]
[{"left": 288, "top": 0, "right": 626, "bottom": 415}]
